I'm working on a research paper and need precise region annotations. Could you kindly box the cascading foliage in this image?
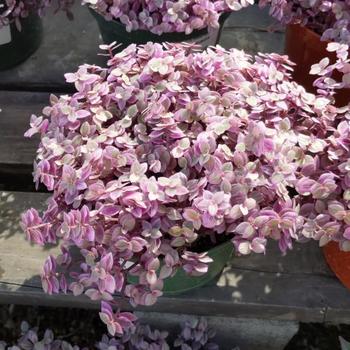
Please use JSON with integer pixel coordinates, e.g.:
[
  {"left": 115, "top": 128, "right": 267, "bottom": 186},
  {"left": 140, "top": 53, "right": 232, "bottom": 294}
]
[{"left": 21, "top": 41, "right": 350, "bottom": 334}]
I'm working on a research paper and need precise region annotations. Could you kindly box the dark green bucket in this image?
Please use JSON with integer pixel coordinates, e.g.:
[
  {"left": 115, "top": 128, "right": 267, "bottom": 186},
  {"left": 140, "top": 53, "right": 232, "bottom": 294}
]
[
  {"left": 0, "top": 13, "right": 43, "bottom": 71},
  {"left": 90, "top": 8, "right": 229, "bottom": 49},
  {"left": 128, "top": 241, "right": 234, "bottom": 296}
]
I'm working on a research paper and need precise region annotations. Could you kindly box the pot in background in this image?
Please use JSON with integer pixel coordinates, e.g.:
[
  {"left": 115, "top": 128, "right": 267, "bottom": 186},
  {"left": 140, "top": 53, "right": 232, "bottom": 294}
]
[
  {"left": 285, "top": 24, "right": 350, "bottom": 106},
  {"left": 286, "top": 25, "right": 350, "bottom": 289},
  {"left": 90, "top": 8, "right": 229, "bottom": 51},
  {"left": 0, "top": 13, "right": 43, "bottom": 71},
  {"left": 323, "top": 241, "right": 350, "bottom": 291}
]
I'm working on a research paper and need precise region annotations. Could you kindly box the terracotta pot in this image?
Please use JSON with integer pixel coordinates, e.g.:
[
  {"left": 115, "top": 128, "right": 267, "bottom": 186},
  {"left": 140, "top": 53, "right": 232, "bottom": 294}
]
[
  {"left": 285, "top": 24, "right": 350, "bottom": 106},
  {"left": 286, "top": 25, "right": 350, "bottom": 289},
  {"left": 323, "top": 241, "right": 350, "bottom": 290}
]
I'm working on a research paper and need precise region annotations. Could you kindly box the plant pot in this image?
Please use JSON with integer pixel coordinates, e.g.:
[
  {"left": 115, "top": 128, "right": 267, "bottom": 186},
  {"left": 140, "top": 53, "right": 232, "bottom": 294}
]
[
  {"left": 89, "top": 8, "right": 229, "bottom": 50},
  {"left": 0, "top": 13, "right": 43, "bottom": 71},
  {"left": 323, "top": 241, "right": 350, "bottom": 290},
  {"left": 285, "top": 24, "right": 350, "bottom": 106},
  {"left": 128, "top": 240, "right": 234, "bottom": 296}
]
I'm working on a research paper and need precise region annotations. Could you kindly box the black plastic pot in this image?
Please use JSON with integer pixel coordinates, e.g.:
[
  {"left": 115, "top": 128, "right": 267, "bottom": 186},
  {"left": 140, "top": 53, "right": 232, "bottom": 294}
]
[
  {"left": 90, "top": 8, "right": 229, "bottom": 50},
  {"left": 0, "top": 13, "right": 43, "bottom": 71}
]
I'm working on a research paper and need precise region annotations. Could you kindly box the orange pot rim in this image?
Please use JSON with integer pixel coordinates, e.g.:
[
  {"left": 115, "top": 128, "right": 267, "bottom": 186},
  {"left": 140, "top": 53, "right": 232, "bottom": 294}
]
[
  {"left": 286, "top": 23, "right": 329, "bottom": 52},
  {"left": 323, "top": 241, "right": 350, "bottom": 291}
]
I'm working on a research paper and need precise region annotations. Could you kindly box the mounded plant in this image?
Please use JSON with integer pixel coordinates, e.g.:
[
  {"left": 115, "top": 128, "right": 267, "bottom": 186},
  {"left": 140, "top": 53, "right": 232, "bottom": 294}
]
[{"left": 21, "top": 42, "right": 350, "bottom": 335}]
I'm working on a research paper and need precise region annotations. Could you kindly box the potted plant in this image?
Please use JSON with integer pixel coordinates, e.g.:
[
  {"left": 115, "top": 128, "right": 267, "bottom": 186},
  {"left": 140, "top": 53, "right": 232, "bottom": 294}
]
[
  {"left": 0, "top": 0, "right": 73, "bottom": 70},
  {"left": 83, "top": 0, "right": 254, "bottom": 49},
  {"left": 255, "top": 0, "right": 350, "bottom": 289},
  {"left": 21, "top": 42, "right": 348, "bottom": 335},
  {"left": 258, "top": 0, "right": 350, "bottom": 106}
]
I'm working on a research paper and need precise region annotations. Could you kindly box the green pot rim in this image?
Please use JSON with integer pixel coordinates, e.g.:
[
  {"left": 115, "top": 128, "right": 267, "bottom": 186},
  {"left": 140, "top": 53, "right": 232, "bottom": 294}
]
[{"left": 128, "top": 240, "right": 234, "bottom": 296}]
